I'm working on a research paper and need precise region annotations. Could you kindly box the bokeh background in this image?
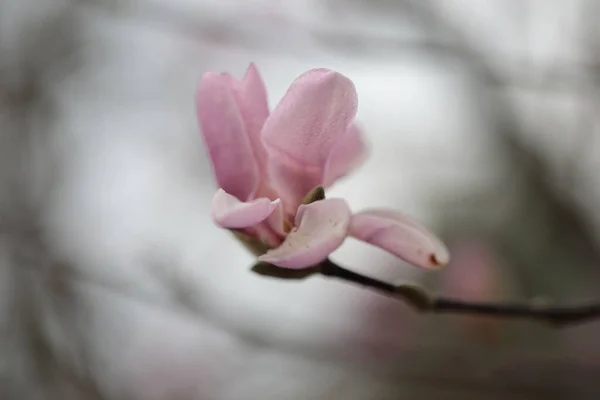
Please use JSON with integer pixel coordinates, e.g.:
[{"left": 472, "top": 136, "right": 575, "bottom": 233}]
[{"left": 2, "top": 0, "right": 600, "bottom": 398}]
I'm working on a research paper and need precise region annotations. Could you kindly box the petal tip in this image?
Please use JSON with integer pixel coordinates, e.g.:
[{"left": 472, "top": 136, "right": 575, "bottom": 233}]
[
  {"left": 429, "top": 252, "right": 449, "bottom": 269},
  {"left": 257, "top": 252, "right": 324, "bottom": 270},
  {"left": 211, "top": 189, "right": 279, "bottom": 229},
  {"left": 349, "top": 208, "right": 451, "bottom": 270},
  {"left": 256, "top": 253, "right": 274, "bottom": 264},
  {"left": 242, "top": 63, "right": 261, "bottom": 84},
  {"left": 198, "top": 71, "right": 223, "bottom": 89},
  {"left": 301, "top": 69, "right": 356, "bottom": 94},
  {"left": 246, "top": 62, "right": 259, "bottom": 74}
]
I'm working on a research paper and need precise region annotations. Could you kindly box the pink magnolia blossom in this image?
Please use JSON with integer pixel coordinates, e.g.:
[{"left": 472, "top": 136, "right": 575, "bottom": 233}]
[{"left": 196, "top": 64, "right": 449, "bottom": 269}]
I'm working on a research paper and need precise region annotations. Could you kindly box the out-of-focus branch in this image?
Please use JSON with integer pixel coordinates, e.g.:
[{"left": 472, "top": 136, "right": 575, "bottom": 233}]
[
  {"left": 81, "top": 0, "right": 590, "bottom": 94},
  {"left": 34, "top": 254, "right": 600, "bottom": 337}
]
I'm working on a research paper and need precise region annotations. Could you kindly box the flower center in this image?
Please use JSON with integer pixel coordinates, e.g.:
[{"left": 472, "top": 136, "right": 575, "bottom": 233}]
[{"left": 283, "top": 217, "right": 294, "bottom": 234}]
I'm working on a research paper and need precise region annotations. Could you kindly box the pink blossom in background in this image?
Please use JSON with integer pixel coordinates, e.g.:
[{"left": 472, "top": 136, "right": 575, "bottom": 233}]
[
  {"left": 440, "top": 240, "right": 504, "bottom": 345},
  {"left": 196, "top": 64, "right": 449, "bottom": 270}
]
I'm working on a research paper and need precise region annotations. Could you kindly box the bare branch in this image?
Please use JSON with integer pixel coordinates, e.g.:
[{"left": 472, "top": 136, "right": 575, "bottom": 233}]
[{"left": 318, "top": 260, "right": 600, "bottom": 327}]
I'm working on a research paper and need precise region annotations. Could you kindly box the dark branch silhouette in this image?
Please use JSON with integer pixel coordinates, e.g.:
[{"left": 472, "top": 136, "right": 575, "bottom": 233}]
[
  {"left": 321, "top": 260, "right": 600, "bottom": 326},
  {"left": 253, "top": 260, "right": 600, "bottom": 326}
]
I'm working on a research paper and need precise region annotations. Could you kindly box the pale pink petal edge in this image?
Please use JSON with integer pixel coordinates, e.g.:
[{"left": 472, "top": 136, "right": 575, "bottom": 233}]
[
  {"left": 196, "top": 72, "right": 259, "bottom": 201},
  {"left": 261, "top": 69, "right": 359, "bottom": 211},
  {"left": 258, "top": 198, "right": 351, "bottom": 269},
  {"left": 211, "top": 188, "right": 280, "bottom": 229},
  {"left": 323, "top": 123, "right": 369, "bottom": 187},
  {"left": 349, "top": 209, "right": 449, "bottom": 269}
]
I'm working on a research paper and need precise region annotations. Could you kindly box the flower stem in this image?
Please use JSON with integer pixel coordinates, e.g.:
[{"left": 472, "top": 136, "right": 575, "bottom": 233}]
[{"left": 318, "top": 259, "right": 600, "bottom": 327}]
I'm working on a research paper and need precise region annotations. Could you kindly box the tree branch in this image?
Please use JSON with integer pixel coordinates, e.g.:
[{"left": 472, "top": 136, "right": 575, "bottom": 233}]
[{"left": 317, "top": 259, "right": 600, "bottom": 327}]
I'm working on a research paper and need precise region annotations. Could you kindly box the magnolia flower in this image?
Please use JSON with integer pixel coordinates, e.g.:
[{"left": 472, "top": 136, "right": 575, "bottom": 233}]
[{"left": 196, "top": 64, "right": 449, "bottom": 269}]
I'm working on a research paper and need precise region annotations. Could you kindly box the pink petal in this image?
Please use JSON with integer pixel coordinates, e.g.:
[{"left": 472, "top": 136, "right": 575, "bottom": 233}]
[
  {"left": 261, "top": 69, "right": 358, "bottom": 211},
  {"left": 231, "top": 64, "right": 271, "bottom": 178},
  {"left": 249, "top": 199, "right": 287, "bottom": 249},
  {"left": 211, "top": 188, "right": 279, "bottom": 229},
  {"left": 323, "top": 123, "right": 368, "bottom": 187},
  {"left": 349, "top": 209, "right": 449, "bottom": 269},
  {"left": 266, "top": 200, "right": 287, "bottom": 236},
  {"left": 258, "top": 198, "right": 351, "bottom": 269},
  {"left": 196, "top": 72, "right": 258, "bottom": 201}
]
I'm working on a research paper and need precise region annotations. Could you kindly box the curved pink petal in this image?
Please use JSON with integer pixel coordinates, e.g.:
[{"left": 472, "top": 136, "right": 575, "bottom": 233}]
[
  {"left": 211, "top": 188, "right": 279, "bottom": 229},
  {"left": 258, "top": 198, "right": 351, "bottom": 269},
  {"left": 266, "top": 200, "right": 287, "bottom": 236},
  {"left": 261, "top": 69, "right": 358, "bottom": 211},
  {"left": 231, "top": 64, "right": 270, "bottom": 178},
  {"left": 349, "top": 209, "right": 449, "bottom": 269},
  {"left": 323, "top": 123, "right": 368, "bottom": 187},
  {"left": 196, "top": 72, "right": 258, "bottom": 201}
]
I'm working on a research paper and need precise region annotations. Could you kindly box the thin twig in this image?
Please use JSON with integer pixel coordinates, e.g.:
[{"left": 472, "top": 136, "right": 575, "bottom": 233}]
[{"left": 318, "top": 259, "right": 600, "bottom": 327}]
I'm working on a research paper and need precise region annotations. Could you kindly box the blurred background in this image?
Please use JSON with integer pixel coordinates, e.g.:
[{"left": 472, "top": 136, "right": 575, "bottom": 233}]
[{"left": 2, "top": 0, "right": 600, "bottom": 398}]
